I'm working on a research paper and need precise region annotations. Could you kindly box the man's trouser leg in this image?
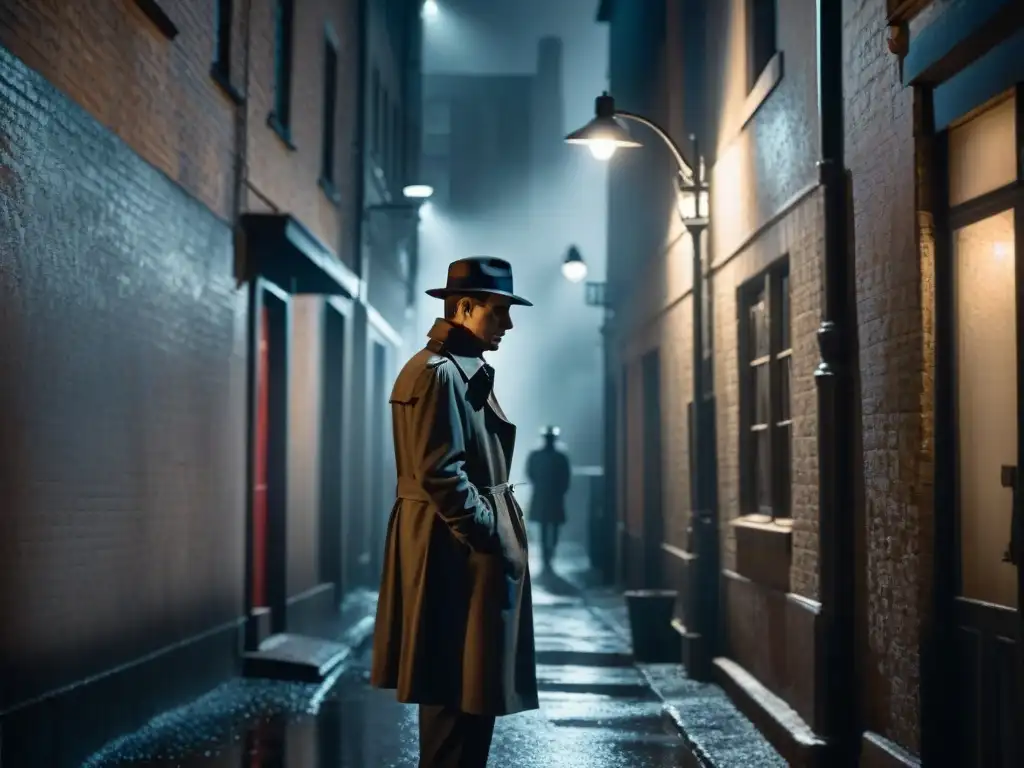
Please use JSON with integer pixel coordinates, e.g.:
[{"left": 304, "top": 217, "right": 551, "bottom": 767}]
[
  {"left": 418, "top": 704, "right": 496, "bottom": 768},
  {"left": 541, "top": 523, "right": 554, "bottom": 565}
]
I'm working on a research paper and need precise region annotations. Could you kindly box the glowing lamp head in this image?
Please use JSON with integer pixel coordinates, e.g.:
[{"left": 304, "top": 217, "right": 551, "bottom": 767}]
[
  {"left": 561, "top": 246, "right": 588, "bottom": 283},
  {"left": 422, "top": 0, "right": 438, "bottom": 18},
  {"left": 403, "top": 183, "right": 434, "bottom": 199},
  {"left": 564, "top": 92, "right": 641, "bottom": 161}
]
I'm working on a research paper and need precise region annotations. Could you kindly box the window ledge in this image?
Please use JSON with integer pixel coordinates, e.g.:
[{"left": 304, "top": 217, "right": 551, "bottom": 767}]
[
  {"left": 267, "top": 113, "right": 296, "bottom": 151},
  {"left": 210, "top": 66, "right": 244, "bottom": 105},
  {"left": 732, "top": 513, "right": 792, "bottom": 592},
  {"left": 319, "top": 176, "right": 341, "bottom": 206},
  {"left": 740, "top": 51, "right": 784, "bottom": 132},
  {"left": 730, "top": 514, "right": 794, "bottom": 534}
]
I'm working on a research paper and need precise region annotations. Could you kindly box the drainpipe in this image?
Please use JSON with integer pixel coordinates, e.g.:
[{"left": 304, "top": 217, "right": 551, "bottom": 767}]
[{"left": 814, "top": 0, "right": 857, "bottom": 762}]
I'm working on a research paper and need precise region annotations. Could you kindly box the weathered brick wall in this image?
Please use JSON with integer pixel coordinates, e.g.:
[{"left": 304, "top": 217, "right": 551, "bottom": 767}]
[
  {"left": 0, "top": 44, "right": 246, "bottom": 707},
  {"left": 844, "top": 0, "right": 930, "bottom": 753},
  {"left": 245, "top": 0, "right": 361, "bottom": 269},
  {"left": 0, "top": 0, "right": 238, "bottom": 220},
  {"left": 712, "top": 192, "right": 824, "bottom": 599},
  {"left": 705, "top": 0, "right": 823, "bottom": 600}
]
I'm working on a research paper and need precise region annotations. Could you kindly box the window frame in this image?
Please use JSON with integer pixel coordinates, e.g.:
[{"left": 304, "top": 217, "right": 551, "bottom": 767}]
[
  {"left": 738, "top": 257, "right": 792, "bottom": 520},
  {"left": 371, "top": 67, "right": 381, "bottom": 159},
  {"left": 746, "top": 0, "right": 777, "bottom": 92},
  {"left": 269, "top": 0, "right": 296, "bottom": 143},
  {"left": 319, "top": 26, "right": 340, "bottom": 196},
  {"left": 213, "top": 0, "right": 233, "bottom": 77}
]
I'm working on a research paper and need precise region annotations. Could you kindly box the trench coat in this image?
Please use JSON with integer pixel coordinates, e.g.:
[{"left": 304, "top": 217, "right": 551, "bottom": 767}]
[
  {"left": 369, "top": 319, "right": 539, "bottom": 717},
  {"left": 525, "top": 446, "right": 571, "bottom": 525}
]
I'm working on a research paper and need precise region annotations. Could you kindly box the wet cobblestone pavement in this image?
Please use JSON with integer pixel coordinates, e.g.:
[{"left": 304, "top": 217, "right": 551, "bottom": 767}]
[{"left": 85, "top": 556, "right": 691, "bottom": 767}]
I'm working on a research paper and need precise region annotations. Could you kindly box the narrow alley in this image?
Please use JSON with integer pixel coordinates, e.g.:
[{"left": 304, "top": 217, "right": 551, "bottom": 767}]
[{"left": 79, "top": 546, "right": 781, "bottom": 767}]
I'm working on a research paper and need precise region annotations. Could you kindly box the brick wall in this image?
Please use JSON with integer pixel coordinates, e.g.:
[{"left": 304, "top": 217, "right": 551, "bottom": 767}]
[
  {"left": 0, "top": 0, "right": 238, "bottom": 220},
  {"left": 0, "top": 43, "right": 246, "bottom": 707},
  {"left": 844, "top": 0, "right": 930, "bottom": 753},
  {"left": 712, "top": 191, "right": 824, "bottom": 599},
  {"left": 245, "top": 0, "right": 361, "bottom": 269}
]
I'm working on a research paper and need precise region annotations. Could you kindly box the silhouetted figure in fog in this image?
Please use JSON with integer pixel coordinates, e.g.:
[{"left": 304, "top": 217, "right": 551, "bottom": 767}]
[
  {"left": 526, "top": 426, "right": 572, "bottom": 569},
  {"left": 370, "top": 257, "right": 538, "bottom": 768}
]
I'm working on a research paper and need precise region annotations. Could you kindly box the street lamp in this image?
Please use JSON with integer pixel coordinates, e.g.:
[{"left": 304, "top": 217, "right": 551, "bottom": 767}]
[
  {"left": 402, "top": 184, "right": 434, "bottom": 199},
  {"left": 562, "top": 245, "right": 588, "bottom": 283},
  {"left": 565, "top": 91, "right": 718, "bottom": 681}
]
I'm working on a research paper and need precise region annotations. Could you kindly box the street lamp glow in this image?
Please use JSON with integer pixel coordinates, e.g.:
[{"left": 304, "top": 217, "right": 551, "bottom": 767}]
[
  {"left": 564, "top": 92, "right": 641, "bottom": 161},
  {"left": 403, "top": 183, "right": 434, "bottom": 199},
  {"left": 422, "top": 0, "right": 438, "bottom": 18},
  {"left": 562, "top": 246, "right": 588, "bottom": 283},
  {"left": 588, "top": 140, "right": 618, "bottom": 161}
]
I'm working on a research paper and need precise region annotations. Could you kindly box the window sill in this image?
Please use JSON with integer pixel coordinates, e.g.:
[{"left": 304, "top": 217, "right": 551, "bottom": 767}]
[
  {"left": 267, "top": 113, "right": 296, "bottom": 151},
  {"left": 731, "top": 514, "right": 792, "bottom": 592},
  {"left": 740, "top": 51, "right": 784, "bottom": 132},
  {"left": 210, "top": 65, "right": 243, "bottom": 105},
  {"left": 319, "top": 176, "right": 341, "bottom": 206}
]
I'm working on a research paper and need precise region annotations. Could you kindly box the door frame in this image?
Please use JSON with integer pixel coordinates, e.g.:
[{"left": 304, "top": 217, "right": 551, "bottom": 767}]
[
  {"left": 244, "top": 278, "right": 291, "bottom": 648},
  {"left": 931, "top": 82, "right": 1024, "bottom": 762},
  {"left": 319, "top": 297, "right": 354, "bottom": 602},
  {"left": 365, "top": 319, "right": 397, "bottom": 584}
]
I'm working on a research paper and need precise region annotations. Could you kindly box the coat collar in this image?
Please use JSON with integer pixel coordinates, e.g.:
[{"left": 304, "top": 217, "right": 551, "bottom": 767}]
[{"left": 426, "top": 318, "right": 487, "bottom": 381}]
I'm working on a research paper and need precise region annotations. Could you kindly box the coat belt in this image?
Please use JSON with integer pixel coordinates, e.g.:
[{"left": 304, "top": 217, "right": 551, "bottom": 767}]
[{"left": 395, "top": 477, "right": 512, "bottom": 502}]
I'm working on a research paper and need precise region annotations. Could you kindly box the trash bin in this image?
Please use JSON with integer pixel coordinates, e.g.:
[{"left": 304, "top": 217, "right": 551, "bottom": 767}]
[{"left": 624, "top": 589, "right": 679, "bottom": 663}]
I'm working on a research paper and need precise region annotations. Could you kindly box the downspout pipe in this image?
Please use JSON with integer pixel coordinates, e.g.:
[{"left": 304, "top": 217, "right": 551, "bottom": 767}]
[{"left": 814, "top": 0, "right": 858, "bottom": 763}]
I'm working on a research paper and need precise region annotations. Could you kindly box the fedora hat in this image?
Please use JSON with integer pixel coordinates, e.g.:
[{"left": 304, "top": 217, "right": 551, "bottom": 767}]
[{"left": 425, "top": 257, "right": 533, "bottom": 306}]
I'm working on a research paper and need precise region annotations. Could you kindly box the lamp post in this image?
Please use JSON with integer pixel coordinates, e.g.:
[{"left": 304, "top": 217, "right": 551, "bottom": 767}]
[{"left": 565, "top": 92, "right": 719, "bottom": 680}]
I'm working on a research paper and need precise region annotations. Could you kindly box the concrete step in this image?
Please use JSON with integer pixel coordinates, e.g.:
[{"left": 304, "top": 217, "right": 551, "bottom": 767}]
[{"left": 242, "top": 633, "right": 353, "bottom": 683}]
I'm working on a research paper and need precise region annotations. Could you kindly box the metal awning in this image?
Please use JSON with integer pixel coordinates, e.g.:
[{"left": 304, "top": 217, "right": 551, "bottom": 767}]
[{"left": 239, "top": 213, "right": 361, "bottom": 297}]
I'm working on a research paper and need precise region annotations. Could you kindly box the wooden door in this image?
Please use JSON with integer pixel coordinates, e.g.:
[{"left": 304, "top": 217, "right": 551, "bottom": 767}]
[{"left": 947, "top": 88, "right": 1022, "bottom": 767}]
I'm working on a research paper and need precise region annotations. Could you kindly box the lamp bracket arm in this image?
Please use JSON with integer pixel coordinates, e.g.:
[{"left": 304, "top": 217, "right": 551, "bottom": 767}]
[{"left": 615, "top": 110, "right": 695, "bottom": 180}]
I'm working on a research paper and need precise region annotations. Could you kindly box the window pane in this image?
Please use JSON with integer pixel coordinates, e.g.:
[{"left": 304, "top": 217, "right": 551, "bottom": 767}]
[
  {"left": 749, "top": 292, "right": 768, "bottom": 359},
  {"left": 777, "top": 355, "right": 790, "bottom": 422},
  {"left": 779, "top": 272, "right": 790, "bottom": 351},
  {"left": 776, "top": 424, "right": 791, "bottom": 518},
  {"left": 754, "top": 363, "right": 769, "bottom": 426},
  {"left": 954, "top": 209, "right": 1018, "bottom": 608},
  {"left": 948, "top": 92, "right": 1016, "bottom": 207},
  {"left": 755, "top": 428, "right": 771, "bottom": 513}
]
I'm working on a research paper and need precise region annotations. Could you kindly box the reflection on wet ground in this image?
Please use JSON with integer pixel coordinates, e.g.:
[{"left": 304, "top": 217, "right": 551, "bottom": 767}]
[{"left": 90, "top": 560, "right": 690, "bottom": 767}]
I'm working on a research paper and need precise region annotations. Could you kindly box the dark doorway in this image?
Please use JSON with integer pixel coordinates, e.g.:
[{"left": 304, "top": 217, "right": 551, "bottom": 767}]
[
  {"left": 368, "top": 340, "right": 389, "bottom": 579},
  {"left": 249, "top": 283, "right": 290, "bottom": 642},
  {"left": 936, "top": 87, "right": 1021, "bottom": 766},
  {"left": 641, "top": 349, "right": 664, "bottom": 588},
  {"left": 318, "top": 303, "right": 346, "bottom": 600}
]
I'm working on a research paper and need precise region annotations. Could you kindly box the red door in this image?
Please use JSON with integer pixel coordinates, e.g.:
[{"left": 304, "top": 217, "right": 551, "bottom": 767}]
[{"left": 252, "top": 309, "right": 270, "bottom": 609}]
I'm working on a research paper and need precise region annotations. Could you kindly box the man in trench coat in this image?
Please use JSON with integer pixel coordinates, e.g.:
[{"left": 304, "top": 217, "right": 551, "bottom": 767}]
[
  {"left": 370, "top": 256, "right": 539, "bottom": 767},
  {"left": 525, "top": 425, "right": 572, "bottom": 569}
]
